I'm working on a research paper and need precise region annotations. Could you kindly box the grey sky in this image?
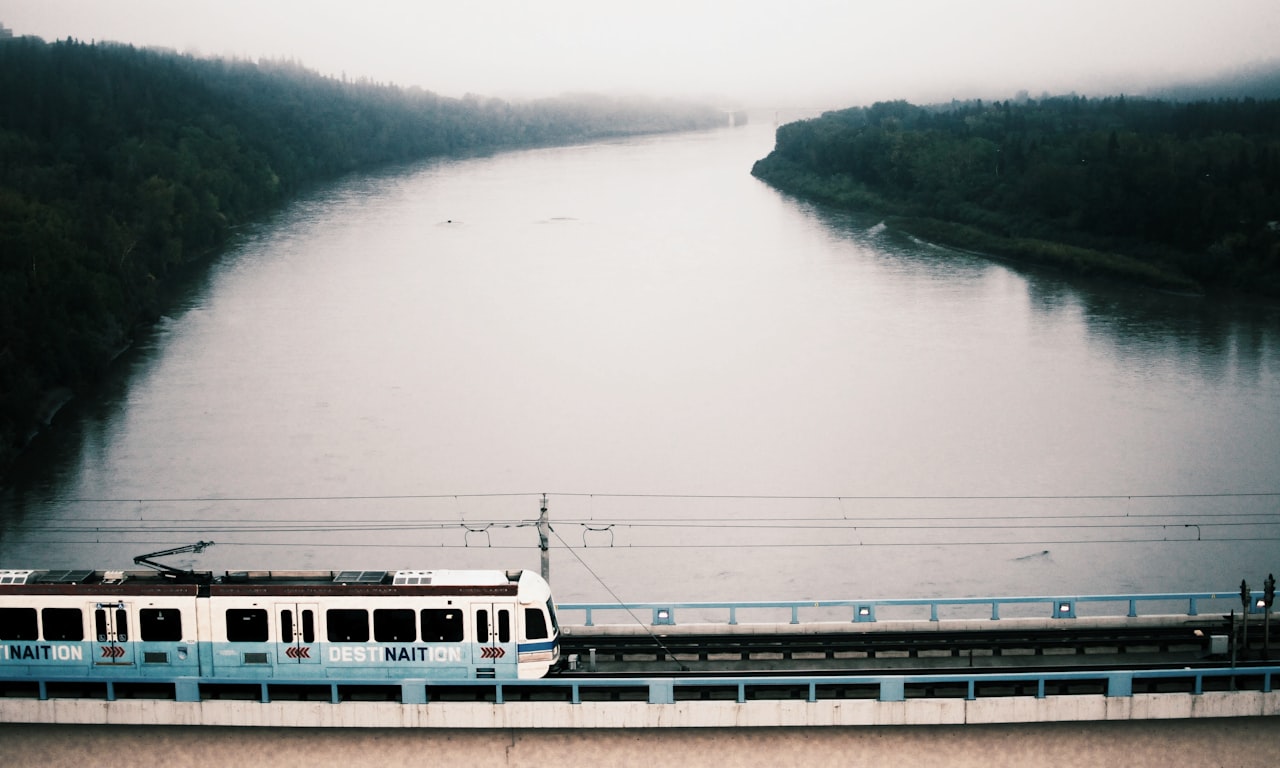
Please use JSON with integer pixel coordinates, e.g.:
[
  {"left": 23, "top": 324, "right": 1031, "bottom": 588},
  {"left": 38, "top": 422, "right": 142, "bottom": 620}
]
[{"left": 1, "top": 0, "right": 1277, "bottom": 107}]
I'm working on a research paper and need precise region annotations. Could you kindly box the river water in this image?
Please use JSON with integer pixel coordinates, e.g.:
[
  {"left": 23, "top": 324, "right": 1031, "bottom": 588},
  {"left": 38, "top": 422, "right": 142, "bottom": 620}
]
[{"left": 2, "top": 122, "right": 1278, "bottom": 605}]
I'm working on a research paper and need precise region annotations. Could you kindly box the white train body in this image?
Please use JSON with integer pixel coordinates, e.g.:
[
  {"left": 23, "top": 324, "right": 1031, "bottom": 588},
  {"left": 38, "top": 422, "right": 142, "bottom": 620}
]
[{"left": 0, "top": 568, "right": 560, "bottom": 684}]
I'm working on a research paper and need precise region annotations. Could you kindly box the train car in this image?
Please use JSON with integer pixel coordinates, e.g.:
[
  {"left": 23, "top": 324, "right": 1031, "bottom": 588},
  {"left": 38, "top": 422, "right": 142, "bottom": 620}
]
[
  {"left": 0, "top": 568, "right": 202, "bottom": 682},
  {"left": 0, "top": 567, "right": 560, "bottom": 685}
]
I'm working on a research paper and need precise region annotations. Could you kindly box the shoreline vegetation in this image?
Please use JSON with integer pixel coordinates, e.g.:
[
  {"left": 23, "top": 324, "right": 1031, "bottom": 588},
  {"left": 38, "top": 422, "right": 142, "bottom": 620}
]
[
  {"left": 751, "top": 97, "right": 1280, "bottom": 297},
  {"left": 0, "top": 35, "right": 731, "bottom": 470}
]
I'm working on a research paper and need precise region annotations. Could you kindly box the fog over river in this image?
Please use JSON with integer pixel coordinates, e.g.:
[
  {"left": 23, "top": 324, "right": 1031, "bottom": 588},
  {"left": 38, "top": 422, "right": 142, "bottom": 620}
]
[{"left": 2, "top": 122, "right": 1278, "bottom": 605}]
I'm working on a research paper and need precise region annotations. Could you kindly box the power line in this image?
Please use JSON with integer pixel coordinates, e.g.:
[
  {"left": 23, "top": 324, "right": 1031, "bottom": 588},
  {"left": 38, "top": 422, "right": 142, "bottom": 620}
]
[
  {"left": 46, "top": 490, "right": 1280, "bottom": 504},
  {"left": 58, "top": 492, "right": 540, "bottom": 504},
  {"left": 18, "top": 510, "right": 1280, "bottom": 526},
  {"left": 553, "top": 491, "right": 1280, "bottom": 501},
  {"left": 19, "top": 534, "right": 1280, "bottom": 549},
  {"left": 10, "top": 520, "right": 1275, "bottom": 537},
  {"left": 6, "top": 491, "right": 1276, "bottom": 554}
]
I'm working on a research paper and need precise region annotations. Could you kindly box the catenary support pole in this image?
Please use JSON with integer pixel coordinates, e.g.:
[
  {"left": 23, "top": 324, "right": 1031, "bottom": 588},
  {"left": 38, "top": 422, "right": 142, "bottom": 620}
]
[{"left": 538, "top": 493, "right": 550, "bottom": 584}]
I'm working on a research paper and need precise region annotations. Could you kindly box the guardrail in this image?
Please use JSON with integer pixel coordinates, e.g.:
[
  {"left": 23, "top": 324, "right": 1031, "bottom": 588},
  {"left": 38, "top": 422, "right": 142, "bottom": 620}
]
[
  {"left": 559, "top": 591, "right": 1255, "bottom": 627},
  {"left": 8, "top": 666, "right": 1276, "bottom": 705}
]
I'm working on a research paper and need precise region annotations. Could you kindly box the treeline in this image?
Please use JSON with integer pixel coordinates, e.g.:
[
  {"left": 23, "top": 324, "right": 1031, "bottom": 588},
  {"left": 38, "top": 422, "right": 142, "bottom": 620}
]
[
  {"left": 751, "top": 96, "right": 1280, "bottom": 295},
  {"left": 0, "top": 36, "right": 726, "bottom": 466}
]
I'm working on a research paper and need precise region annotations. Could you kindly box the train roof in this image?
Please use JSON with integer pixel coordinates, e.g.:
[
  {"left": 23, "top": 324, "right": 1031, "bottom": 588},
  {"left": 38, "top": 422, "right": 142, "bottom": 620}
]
[{"left": 0, "top": 567, "right": 529, "bottom": 588}]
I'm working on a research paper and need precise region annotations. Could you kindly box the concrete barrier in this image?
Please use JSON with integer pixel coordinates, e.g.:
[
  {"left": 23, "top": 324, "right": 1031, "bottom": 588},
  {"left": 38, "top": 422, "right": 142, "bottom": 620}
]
[
  {"left": 2, "top": 690, "right": 1276, "bottom": 728},
  {"left": 5, "top": 719, "right": 1279, "bottom": 768}
]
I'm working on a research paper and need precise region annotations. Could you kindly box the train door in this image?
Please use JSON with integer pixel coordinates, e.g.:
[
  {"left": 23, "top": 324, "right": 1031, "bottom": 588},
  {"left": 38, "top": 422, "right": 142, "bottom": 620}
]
[
  {"left": 469, "top": 603, "right": 517, "bottom": 677},
  {"left": 275, "top": 603, "right": 319, "bottom": 664},
  {"left": 93, "top": 602, "right": 135, "bottom": 667}
]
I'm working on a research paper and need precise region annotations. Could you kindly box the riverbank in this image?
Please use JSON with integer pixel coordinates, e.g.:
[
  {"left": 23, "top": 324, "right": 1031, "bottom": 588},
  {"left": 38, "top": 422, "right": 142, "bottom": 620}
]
[
  {"left": 887, "top": 217, "right": 1204, "bottom": 294},
  {"left": 750, "top": 157, "right": 1205, "bottom": 295},
  {"left": 0, "top": 37, "right": 729, "bottom": 476},
  {"left": 750, "top": 97, "right": 1280, "bottom": 300}
]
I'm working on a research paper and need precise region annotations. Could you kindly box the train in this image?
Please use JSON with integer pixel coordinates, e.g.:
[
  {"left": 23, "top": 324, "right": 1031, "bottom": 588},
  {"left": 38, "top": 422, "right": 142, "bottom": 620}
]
[{"left": 0, "top": 564, "right": 561, "bottom": 685}]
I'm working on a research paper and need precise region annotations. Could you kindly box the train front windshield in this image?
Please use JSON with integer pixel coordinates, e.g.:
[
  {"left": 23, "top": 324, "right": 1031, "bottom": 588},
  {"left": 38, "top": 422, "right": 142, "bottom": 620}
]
[{"left": 546, "top": 599, "right": 560, "bottom": 635}]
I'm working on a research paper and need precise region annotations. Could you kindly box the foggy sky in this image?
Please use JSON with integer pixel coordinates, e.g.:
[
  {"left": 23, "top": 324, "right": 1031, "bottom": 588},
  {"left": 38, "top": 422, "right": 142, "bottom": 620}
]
[{"left": 1, "top": 0, "right": 1277, "bottom": 108}]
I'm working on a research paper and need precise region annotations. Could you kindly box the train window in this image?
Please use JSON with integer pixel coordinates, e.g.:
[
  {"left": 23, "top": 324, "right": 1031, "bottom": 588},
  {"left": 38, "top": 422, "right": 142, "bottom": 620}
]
[
  {"left": 41, "top": 608, "right": 83, "bottom": 641},
  {"left": 524, "top": 608, "right": 548, "bottom": 640},
  {"left": 475, "top": 609, "right": 489, "bottom": 643},
  {"left": 141, "top": 608, "right": 182, "bottom": 642},
  {"left": 0, "top": 607, "right": 37, "bottom": 640},
  {"left": 420, "top": 609, "right": 463, "bottom": 642},
  {"left": 104, "top": 606, "right": 128, "bottom": 642},
  {"left": 226, "top": 609, "right": 268, "bottom": 642},
  {"left": 546, "top": 599, "right": 560, "bottom": 633},
  {"left": 373, "top": 609, "right": 416, "bottom": 642},
  {"left": 281, "top": 609, "right": 295, "bottom": 643},
  {"left": 497, "top": 609, "right": 511, "bottom": 644},
  {"left": 301, "top": 609, "right": 316, "bottom": 643},
  {"left": 326, "top": 609, "right": 369, "bottom": 642}
]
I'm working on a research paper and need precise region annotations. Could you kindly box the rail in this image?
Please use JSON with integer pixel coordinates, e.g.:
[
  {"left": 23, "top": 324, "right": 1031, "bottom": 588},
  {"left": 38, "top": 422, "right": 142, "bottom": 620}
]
[{"left": 558, "top": 591, "right": 1256, "bottom": 627}]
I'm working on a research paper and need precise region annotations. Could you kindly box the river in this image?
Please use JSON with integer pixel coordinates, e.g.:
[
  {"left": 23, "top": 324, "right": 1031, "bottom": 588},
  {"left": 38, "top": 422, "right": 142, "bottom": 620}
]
[{"left": 2, "top": 121, "right": 1278, "bottom": 605}]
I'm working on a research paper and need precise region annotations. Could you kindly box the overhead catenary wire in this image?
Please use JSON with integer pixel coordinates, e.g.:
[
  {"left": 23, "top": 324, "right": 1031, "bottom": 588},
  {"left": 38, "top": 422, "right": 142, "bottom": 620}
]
[
  {"left": 19, "top": 534, "right": 1280, "bottom": 549},
  {"left": 547, "top": 522, "right": 688, "bottom": 672},
  {"left": 44, "top": 490, "right": 1280, "bottom": 504},
  {"left": 4, "top": 490, "right": 1276, "bottom": 551}
]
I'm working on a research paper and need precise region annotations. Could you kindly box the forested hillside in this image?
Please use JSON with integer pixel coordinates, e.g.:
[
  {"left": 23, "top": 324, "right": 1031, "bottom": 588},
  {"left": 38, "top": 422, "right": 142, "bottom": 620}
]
[
  {"left": 0, "top": 36, "right": 726, "bottom": 467},
  {"left": 751, "top": 97, "right": 1280, "bottom": 296}
]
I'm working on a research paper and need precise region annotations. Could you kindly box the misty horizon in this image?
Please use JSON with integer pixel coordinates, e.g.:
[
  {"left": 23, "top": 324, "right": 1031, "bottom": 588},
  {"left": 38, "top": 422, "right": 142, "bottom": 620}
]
[{"left": 2, "top": 1, "right": 1279, "bottom": 110}]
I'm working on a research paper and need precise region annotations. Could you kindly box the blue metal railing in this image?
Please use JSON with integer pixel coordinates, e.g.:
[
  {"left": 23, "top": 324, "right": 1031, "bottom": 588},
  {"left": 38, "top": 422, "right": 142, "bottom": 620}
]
[
  {"left": 14, "top": 665, "right": 1276, "bottom": 705},
  {"left": 558, "top": 591, "right": 1248, "bottom": 627}
]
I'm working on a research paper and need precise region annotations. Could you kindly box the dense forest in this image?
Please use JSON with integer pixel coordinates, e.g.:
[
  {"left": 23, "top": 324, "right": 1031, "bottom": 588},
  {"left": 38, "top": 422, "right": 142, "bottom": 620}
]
[
  {"left": 0, "top": 35, "right": 727, "bottom": 467},
  {"left": 752, "top": 96, "right": 1280, "bottom": 296}
]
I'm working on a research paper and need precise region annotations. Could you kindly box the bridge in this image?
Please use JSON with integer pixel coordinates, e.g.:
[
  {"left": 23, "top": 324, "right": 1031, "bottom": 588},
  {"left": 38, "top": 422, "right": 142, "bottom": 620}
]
[{"left": 1, "top": 590, "right": 1275, "bottom": 729}]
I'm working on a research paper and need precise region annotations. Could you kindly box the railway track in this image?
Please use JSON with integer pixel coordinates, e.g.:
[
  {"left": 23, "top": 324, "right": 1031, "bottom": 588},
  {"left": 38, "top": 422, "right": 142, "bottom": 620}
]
[{"left": 563, "top": 624, "right": 1228, "bottom": 663}]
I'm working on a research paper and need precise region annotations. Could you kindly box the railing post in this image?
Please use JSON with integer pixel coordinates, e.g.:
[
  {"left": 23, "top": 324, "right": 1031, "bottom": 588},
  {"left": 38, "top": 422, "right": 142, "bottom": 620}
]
[
  {"left": 648, "top": 679, "right": 674, "bottom": 704},
  {"left": 878, "top": 678, "right": 905, "bottom": 702},
  {"left": 1106, "top": 673, "right": 1132, "bottom": 698},
  {"left": 401, "top": 683, "right": 426, "bottom": 705},
  {"left": 728, "top": 606, "right": 738, "bottom": 625},
  {"left": 175, "top": 680, "right": 200, "bottom": 702},
  {"left": 1127, "top": 599, "right": 1138, "bottom": 618}
]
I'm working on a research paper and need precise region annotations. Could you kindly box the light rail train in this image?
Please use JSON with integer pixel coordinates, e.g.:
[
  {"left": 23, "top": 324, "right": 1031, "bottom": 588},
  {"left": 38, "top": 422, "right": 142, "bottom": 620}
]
[{"left": 0, "top": 565, "right": 561, "bottom": 684}]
